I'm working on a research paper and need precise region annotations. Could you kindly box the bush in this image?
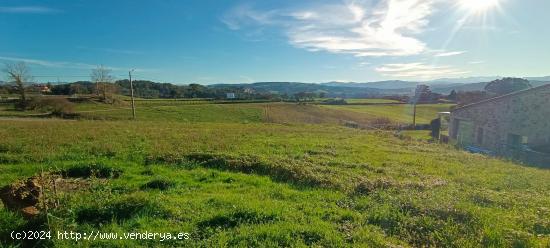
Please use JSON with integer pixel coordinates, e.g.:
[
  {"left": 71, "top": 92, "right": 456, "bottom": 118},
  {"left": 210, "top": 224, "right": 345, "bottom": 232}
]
[
  {"left": 28, "top": 97, "right": 74, "bottom": 116},
  {"left": 62, "top": 163, "right": 122, "bottom": 179},
  {"left": 369, "top": 117, "right": 394, "bottom": 129},
  {"left": 322, "top": 98, "right": 347, "bottom": 105},
  {"left": 140, "top": 179, "right": 175, "bottom": 190},
  {"left": 75, "top": 195, "right": 169, "bottom": 225}
]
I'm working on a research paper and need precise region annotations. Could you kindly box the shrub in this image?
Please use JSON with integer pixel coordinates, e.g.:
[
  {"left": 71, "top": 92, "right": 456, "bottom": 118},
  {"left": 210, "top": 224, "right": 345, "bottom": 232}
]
[
  {"left": 140, "top": 179, "right": 175, "bottom": 190},
  {"left": 369, "top": 117, "right": 395, "bottom": 129},
  {"left": 76, "top": 195, "right": 169, "bottom": 225},
  {"left": 28, "top": 97, "right": 74, "bottom": 116},
  {"left": 322, "top": 98, "right": 347, "bottom": 105},
  {"left": 62, "top": 163, "right": 122, "bottom": 179}
]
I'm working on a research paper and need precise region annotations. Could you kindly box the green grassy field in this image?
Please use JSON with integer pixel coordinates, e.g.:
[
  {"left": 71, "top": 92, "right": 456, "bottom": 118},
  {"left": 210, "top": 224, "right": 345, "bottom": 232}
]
[
  {"left": 345, "top": 98, "right": 401, "bottom": 104},
  {"left": 1, "top": 100, "right": 549, "bottom": 247},
  {"left": 75, "top": 102, "right": 264, "bottom": 123},
  {"left": 324, "top": 104, "right": 453, "bottom": 124}
]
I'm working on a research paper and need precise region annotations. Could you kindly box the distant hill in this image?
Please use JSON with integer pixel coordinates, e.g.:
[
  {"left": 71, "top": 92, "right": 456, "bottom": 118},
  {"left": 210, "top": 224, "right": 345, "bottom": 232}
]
[
  {"left": 431, "top": 82, "right": 489, "bottom": 94},
  {"left": 211, "top": 82, "right": 393, "bottom": 98},
  {"left": 427, "top": 76, "right": 503, "bottom": 85},
  {"left": 27, "top": 76, "right": 550, "bottom": 99},
  {"left": 247, "top": 77, "right": 550, "bottom": 96},
  {"left": 321, "top": 77, "right": 508, "bottom": 92},
  {"left": 525, "top": 76, "right": 550, "bottom": 81},
  {"left": 322, "top": 80, "right": 418, "bottom": 90},
  {"left": 431, "top": 79, "right": 550, "bottom": 94}
]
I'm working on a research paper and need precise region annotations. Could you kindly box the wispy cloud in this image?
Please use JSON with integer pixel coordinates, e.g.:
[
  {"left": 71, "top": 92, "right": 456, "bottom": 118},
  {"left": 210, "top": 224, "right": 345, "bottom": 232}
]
[
  {"left": 469, "top": 60, "right": 485, "bottom": 64},
  {"left": 222, "top": 0, "right": 437, "bottom": 57},
  {"left": 376, "top": 62, "right": 469, "bottom": 78},
  {"left": 358, "top": 62, "right": 371, "bottom": 67},
  {"left": 76, "top": 46, "right": 144, "bottom": 55},
  {"left": 0, "top": 6, "right": 59, "bottom": 14},
  {"left": 0, "top": 56, "right": 149, "bottom": 72},
  {"left": 0, "top": 56, "right": 95, "bottom": 69},
  {"left": 434, "top": 51, "right": 466, "bottom": 57}
]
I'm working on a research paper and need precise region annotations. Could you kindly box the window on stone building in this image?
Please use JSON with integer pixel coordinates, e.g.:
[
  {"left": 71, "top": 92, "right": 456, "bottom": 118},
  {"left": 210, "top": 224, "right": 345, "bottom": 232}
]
[{"left": 508, "top": 133, "right": 528, "bottom": 148}]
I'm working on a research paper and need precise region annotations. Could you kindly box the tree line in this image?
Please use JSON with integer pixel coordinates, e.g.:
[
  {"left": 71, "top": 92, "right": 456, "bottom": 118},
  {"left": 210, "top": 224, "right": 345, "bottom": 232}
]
[{"left": 2, "top": 61, "right": 536, "bottom": 109}]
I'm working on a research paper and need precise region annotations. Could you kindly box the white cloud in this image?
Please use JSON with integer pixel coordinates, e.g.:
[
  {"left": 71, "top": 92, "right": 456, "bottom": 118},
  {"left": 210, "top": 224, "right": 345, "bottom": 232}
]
[
  {"left": 0, "top": 6, "right": 59, "bottom": 14},
  {"left": 0, "top": 56, "right": 94, "bottom": 69},
  {"left": 221, "top": 4, "right": 279, "bottom": 30},
  {"left": 0, "top": 56, "right": 149, "bottom": 72},
  {"left": 469, "top": 60, "right": 485, "bottom": 64},
  {"left": 358, "top": 62, "right": 371, "bottom": 67},
  {"left": 223, "top": 0, "right": 437, "bottom": 57},
  {"left": 434, "top": 51, "right": 466, "bottom": 57},
  {"left": 376, "top": 62, "right": 469, "bottom": 78}
]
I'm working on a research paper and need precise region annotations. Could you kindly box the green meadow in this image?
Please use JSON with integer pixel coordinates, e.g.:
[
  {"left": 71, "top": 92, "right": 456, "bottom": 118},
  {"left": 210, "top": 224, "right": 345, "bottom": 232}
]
[
  {"left": 1, "top": 100, "right": 549, "bottom": 247},
  {"left": 323, "top": 104, "right": 454, "bottom": 124},
  {"left": 345, "top": 99, "right": 402, "bottom": 104}
]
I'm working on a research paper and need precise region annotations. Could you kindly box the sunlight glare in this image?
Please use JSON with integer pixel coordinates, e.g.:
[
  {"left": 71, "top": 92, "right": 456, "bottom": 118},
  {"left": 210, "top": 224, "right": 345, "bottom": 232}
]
[{"left": 460, "top": 0, "right": 499, "bottom": 13}]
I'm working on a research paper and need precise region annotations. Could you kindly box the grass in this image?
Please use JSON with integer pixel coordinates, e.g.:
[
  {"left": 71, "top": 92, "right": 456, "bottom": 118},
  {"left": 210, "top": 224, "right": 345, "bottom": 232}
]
[
  {"left": 345, "top": 98, "right": 401, "bottom": 104},
  {"left": 400, "top": 130, "right": 433, "bottom": 141},
  {"left": 0, "top": 103, "right": 48, "bottom": 117},
  {"left": 75, "top": 102, "right": 264, "bottom": 123},
  {"left": 263, "top": 103, "right": 378, "bottom": 125},
  {"left": 1, "top": 100, "right": 549, "bottom": 247},
  {"left": 324, "top": 104, "right": 454, "bottom": 124}
]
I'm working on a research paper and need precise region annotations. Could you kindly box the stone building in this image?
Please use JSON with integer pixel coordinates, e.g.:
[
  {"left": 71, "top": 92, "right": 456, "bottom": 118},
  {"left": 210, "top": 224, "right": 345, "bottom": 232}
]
[{"left": 449, "top": 84, "right": 550, "bottom": 164}]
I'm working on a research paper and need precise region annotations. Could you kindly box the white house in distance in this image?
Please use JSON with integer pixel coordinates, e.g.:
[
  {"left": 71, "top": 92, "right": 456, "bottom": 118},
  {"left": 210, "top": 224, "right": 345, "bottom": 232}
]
[{"left": 226, "top": 93, "right": 236, "bottom": 99}]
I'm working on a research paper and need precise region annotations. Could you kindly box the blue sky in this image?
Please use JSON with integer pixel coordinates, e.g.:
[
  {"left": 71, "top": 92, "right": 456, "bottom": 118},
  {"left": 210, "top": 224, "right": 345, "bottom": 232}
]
[{"left": 1, "top": 0, "right": 549, "bottom": 84}]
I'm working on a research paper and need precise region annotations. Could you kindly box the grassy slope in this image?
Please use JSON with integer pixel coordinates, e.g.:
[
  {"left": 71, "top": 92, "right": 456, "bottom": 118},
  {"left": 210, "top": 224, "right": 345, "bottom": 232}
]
[
  {"left": 1, "top": 101, "right": 550, "bottom": 247},
  {"left": 0, "top": 103, "right": 46, "bottom": 117},
  {"left": 345, "top": 99, "right": 401, "bottom": 104},
  {"left": 1, "top": 119, "right": 550, "bottom": 247},
  {"left": 324, "top": 104, "right": 454, "bottom": 124},
  {"left": 75, "top": 102, "right": 383, "bottom": 126},
  {"left": 75, "top": 102, "right": 264, "bottom": 123}
]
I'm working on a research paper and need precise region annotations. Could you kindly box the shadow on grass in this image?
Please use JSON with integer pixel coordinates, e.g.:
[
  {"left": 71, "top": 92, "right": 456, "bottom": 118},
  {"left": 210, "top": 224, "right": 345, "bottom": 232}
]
[{"left": 145, "top": 153, "right": 336, "bottom": 190}]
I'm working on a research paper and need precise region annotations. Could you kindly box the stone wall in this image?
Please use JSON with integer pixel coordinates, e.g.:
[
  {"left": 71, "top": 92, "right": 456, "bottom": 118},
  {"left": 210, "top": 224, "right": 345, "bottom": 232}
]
[{"left": 449, "top": 85, "right": 550, "bottom": 154}]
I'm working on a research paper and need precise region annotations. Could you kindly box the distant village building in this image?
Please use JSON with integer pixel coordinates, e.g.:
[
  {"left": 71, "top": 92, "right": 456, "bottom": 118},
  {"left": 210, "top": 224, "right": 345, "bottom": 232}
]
[
  {"left": 31, "top": 84, "right": 51, "bottom": 94},
  {"left": 449, "top": 84, "right": 550, "bottom": 165},
  {"left": 226, "top": 93, "right": 236, "bottom": 99}
]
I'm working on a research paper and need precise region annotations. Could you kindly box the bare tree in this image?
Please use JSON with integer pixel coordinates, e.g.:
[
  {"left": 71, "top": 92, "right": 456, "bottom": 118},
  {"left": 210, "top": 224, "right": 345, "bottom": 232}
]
[
  {"left": 90, "top": 65, "right": 114, "bottom": 101},
  {"left": 3, "top": 62, "right": 32, "bottom": 108}
]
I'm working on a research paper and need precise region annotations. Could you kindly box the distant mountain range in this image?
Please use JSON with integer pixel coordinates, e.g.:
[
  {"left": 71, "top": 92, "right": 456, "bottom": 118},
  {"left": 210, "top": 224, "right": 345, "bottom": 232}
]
[
  {"left": 210, "top": 76, "right": 550, "bottom": 97},
  {"left": 5, "top": 76, "right": 548, "bottom": 98}
]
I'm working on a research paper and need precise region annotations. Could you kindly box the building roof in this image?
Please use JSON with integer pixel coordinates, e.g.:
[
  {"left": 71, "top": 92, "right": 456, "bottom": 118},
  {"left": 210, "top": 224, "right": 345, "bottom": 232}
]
[{"left": 451, "top": 83, "right": 550, "bottom": 113}]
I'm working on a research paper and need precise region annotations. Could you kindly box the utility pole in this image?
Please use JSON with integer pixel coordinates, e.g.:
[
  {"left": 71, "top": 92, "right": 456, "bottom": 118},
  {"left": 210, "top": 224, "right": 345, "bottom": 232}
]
[
  {"left": 412, "top": 85, "right": 422, "bottom": 129},
  {"left": 129, "top": 69, "right": 136, "bottom": 119},
  {"left": 412, "top": 101, "right": 417, "bottom": 129}
]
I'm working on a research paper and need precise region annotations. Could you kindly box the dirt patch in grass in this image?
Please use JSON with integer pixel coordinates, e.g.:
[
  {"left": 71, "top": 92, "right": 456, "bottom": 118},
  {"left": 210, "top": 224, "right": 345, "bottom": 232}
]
[{"left": 0, "top": 173, "right": 97, "bottom": 218}]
